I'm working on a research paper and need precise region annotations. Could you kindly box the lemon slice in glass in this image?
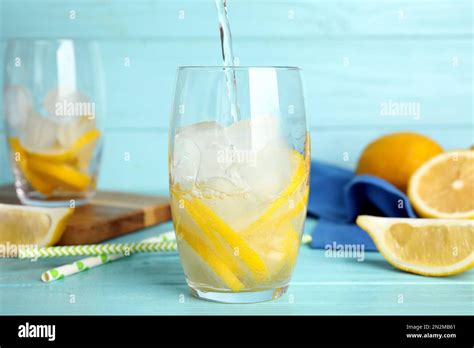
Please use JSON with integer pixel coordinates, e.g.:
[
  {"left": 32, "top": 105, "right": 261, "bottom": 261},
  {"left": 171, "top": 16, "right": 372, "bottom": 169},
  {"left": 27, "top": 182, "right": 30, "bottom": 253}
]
[
  {"left": 8, "top": 138, "right": 56, "bottom": 195},
  {"left": 241, "top": 150, "right": 308, "bottom": 244},
  {"left": 183, "top": 195, "right": 269, "bottom": 282},
  {"left": 244, "top": 222, "right": 300, "bottom": 280},
  {"left": 175, "top": 222, "right": 244, "bottom": 292},
  {"left": 26, "top": 128, "right": 101, "bottom": 163},
  {"left": 27, "top": 158, "right": 92, "bottom": 192}
]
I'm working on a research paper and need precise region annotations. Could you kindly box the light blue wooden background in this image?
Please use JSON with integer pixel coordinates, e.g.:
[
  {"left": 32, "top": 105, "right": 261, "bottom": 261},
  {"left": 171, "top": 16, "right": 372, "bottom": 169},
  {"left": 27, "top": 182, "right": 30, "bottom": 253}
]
[{"left": 0, "top": 0, "right": 472, "bottom": 195}]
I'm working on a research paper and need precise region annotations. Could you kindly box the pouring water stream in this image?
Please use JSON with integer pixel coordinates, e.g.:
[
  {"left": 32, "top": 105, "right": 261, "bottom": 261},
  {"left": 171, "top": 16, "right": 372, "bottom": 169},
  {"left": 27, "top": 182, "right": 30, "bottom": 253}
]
[{"left": 214, "top": 0, "right": 241, "bottom": 123}]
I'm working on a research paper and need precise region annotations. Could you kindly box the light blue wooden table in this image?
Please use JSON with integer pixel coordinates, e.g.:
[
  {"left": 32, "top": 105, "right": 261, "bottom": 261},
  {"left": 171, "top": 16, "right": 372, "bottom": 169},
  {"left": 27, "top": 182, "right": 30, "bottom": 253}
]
[
  {"left": 1, "top": 218, "right": 472, "bottom": 315},
  {"left": 0, "top": 1, "right": 472, "bottom": 315}
]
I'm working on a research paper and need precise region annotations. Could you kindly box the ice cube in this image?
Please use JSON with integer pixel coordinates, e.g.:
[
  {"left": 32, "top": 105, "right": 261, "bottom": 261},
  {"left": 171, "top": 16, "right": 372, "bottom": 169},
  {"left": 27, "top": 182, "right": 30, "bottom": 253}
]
[
  {"left": 203, "top": 173, "right": 247, "bottom": 195},
  {"left": 3, "top": 85, "right": 33, "bottom": 132},
  {"left": 57, "top": 116, "right": 96, "bottom": 148},
  {"left": 173, "top": 117, "right": 292, "bottom": 200},
  {"left": 43, "top": 88, "right": 96, "bottom": 147},
  {"left": 234, "top": 138, "right": 292, "bottom": 201},
  {"left": 20, "top": 109, "right": 59, "bottom": 151},
  {"left": 173, "top": 121, "right": 231, "bottom": 188},
  {"left": 224, "top": 116, "right": 281, "bottom": 153},
  {"left": 173, "top": 137, "right": 200, "bottom": 190},
  {"left": 224, "top": 116, "right": 292, "bottom": 200}
]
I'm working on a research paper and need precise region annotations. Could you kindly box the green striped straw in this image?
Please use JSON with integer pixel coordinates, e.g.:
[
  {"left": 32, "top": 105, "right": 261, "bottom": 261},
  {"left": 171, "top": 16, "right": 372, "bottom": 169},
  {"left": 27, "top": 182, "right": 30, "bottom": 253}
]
[
  {"left": 41, "top": 232, "right": 176, "bottom": 282},
  {"left": 20, "top": 240, "right": 177, "bottom": 259}
]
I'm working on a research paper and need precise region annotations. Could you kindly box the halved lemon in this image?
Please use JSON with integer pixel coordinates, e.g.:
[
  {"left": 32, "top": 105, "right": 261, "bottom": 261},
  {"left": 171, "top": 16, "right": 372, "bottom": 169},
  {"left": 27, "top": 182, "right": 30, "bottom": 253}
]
[
  {"left": 0, "top": 203, "right": 73, "bottom": 247},
  {"left": 356, "top": 215, "right": 474, "bottom": 276},
  {"left": 408, "top": 150, "right": 474, "bottom": 219}
]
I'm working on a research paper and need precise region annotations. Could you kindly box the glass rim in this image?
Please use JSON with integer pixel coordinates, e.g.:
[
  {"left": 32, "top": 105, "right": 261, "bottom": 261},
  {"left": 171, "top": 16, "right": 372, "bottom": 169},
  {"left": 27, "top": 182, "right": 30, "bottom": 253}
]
[{"left": 178, "top": 65, "right": 301, "bottom": 71}]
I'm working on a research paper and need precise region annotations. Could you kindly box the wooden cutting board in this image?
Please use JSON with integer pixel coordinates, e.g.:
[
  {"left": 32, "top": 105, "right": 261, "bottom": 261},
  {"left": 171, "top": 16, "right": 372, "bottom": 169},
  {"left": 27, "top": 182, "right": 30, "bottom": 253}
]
[{"left": 0, "top": 185, "right": 171, "bottom": 245}]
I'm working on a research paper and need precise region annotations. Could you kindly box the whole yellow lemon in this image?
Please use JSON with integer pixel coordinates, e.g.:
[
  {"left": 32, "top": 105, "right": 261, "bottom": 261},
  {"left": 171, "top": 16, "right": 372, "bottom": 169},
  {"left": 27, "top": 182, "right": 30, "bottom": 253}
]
[{"left": 356, "top": 132, "right": 443, "bottom": 192}]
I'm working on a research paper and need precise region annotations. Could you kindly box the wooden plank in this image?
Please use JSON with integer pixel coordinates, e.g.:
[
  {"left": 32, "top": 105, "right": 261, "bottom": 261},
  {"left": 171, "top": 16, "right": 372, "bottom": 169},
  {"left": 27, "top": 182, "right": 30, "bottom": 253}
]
[{"left": 0, "top": 185, "right": 171, "bottom": 245}]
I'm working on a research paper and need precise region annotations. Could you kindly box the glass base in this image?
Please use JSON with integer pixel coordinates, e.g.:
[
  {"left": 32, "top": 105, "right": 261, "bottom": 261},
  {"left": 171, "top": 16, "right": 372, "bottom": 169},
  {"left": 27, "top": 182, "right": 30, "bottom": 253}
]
[
  {"left": 16, "top": 188, "right": 94, "bottom": 208},
  {"left": 189, "top": 285, "right": 288, "bottom": 303}
]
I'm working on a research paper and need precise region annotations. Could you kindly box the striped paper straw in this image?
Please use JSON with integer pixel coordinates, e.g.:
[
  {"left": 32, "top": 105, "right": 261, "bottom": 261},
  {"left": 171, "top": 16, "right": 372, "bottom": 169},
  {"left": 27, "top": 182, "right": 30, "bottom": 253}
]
[
  {"left": 41, "top": 232, "right": 176, "bottom": 282},
  {"left": 41, "top": 253, "right": 124, "bottom": 282},
  {"left": 20, "top": 240, "right": 177, "bottom": 259}
]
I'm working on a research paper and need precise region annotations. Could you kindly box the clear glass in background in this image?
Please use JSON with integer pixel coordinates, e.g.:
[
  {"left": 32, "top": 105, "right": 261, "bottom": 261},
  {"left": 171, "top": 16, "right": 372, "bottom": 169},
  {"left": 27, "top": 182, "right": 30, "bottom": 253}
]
[
  {"left": 169, "top": 66, "right": 310, "bottom": 303},
  {"left": 3, "top": 39, "right": 105, "bottom": 207}
]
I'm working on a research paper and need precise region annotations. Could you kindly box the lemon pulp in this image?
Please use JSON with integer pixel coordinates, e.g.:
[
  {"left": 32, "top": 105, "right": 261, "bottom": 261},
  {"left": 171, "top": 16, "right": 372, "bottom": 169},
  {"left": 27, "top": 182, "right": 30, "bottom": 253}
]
[
  {"left": 0, "top": 204, "right": 74, "bottom": 247},
  {"left": 357, "top": 215, "right": 474, "bottom": 276},
  {"left": 408, "top": 151, "right": 474, "bottom": 219}
]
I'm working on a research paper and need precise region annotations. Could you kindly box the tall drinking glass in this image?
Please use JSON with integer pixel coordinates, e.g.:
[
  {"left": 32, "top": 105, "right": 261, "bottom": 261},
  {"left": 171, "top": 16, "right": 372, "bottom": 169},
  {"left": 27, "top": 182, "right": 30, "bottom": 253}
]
[
  {"left": 3, "top": 39, "right": 105, "bottom": 207},
  {"left": 169, "top": 66, "right": 310, "bottom": 303}
]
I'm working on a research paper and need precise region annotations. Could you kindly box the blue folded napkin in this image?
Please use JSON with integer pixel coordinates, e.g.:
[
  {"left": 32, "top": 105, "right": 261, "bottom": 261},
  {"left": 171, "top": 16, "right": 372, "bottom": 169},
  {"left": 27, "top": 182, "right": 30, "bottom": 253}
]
[{"left": 307, "top": 161, "right": 417, "bottom": 251}]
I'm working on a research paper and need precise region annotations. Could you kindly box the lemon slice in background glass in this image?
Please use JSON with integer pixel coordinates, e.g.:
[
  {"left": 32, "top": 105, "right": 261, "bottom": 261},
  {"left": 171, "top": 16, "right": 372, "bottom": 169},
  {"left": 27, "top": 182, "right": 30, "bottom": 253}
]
[
  {"left": 25, "top": 128, "right": 101, "bottom": 163},
  {"left": 8, "top": 128, "right": 99, "bottom": 194},
  {"left": 27, "top": 158, "right": 92, "bottom": 192},
  {"left": 8, "top": 138, "right": 56, "bottom": 195},
  {"left": 356, "top": 215, "right": 474, "bottom": 276},
  {"left": 0, "top": 204, "right": 73, "bottom": 247}
]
